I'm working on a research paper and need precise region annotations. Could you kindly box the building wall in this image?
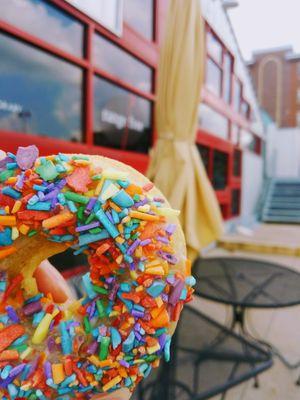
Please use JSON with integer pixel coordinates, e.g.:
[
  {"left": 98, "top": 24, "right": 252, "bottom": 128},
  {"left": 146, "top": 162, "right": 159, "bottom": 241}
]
[
  {"left": 241, "top": 152, "right": 263, "bottom": 219},
  {"left": 249, "top": 48, "right": 300, "bottom": 128},
  {"left": 266, "top": 125, "right": 300, "bottom": 178}
]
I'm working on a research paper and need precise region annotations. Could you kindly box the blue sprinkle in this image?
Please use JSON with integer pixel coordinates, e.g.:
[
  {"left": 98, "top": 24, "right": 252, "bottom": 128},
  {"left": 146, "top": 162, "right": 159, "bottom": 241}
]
[
  {"left": 122, "top": 330, "right": 135, "bottom": 353},
  {"left": 112, "top": 189, "right": 134, "bottom": 208},
  {"left": 78, "top": 230, "right": 109, "bottom": 246},
  {"left": 0, "top": 227, "right": 12, "bottom": 246},
  {"left": 27, "top": 202, "right": 51, "bottom": 211},
  {"left": 146, "top": 281, "right": 166, "bottom": 298},
  {"left": 95, "top": 209, "right": 119, "bottom": 238},
  {"left": 82, "top": 273, "right": 97, "bottom": 300},
  {"left": 33, "top": 184, "right": 47, "bottom": 192},
  {"left": 60, "top": 322, "right": 72, "bottom": 355},
  {"left": 2, "top": 187, "right": 21, "bottom": 199},
  {"left": 185, "top": 276, "right": 196, "bottom": 286},
  {"left": 33, "top": 311, "right": 45, "bottom": 326},
  {"left": 110, "top": 327, "right": 122, "bottom": 349},
  {"left": 6, "top": 162, "right": 18, "bottom": 170}
]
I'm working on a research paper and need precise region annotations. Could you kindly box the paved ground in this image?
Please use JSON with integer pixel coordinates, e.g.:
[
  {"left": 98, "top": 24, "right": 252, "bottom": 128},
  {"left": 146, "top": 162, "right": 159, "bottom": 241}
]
[{"left": 195, "top": 231, "right": 300, "bottom": 400}]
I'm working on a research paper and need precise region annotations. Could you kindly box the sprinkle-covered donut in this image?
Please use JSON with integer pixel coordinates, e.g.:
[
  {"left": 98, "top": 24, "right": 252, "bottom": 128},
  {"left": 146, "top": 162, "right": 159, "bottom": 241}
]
[{"left": 0, "top": 146, "right": 195, "bottom": 399}]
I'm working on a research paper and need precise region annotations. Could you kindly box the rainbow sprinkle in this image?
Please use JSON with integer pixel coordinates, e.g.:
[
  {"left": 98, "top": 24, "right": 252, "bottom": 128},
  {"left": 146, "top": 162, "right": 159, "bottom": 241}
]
[{"left": 0, "top": 146, "right": 195, "bottom": 399}]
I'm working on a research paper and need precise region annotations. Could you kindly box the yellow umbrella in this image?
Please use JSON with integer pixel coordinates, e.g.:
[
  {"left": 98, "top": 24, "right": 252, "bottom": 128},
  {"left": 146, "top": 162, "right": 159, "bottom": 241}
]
[{"left": 147, "top": 0, "right": 224, "bottom": 261}]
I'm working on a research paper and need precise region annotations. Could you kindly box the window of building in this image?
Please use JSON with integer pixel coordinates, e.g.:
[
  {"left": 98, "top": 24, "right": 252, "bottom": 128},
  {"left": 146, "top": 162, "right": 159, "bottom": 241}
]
[
  {"left": 231, "top": 189, "right": 240, "bottom": 216},
  {"left": 297, "top": 111, "right": 300, "bottom": 126},
  {"left": 1, "top": 0, "right": 84, "bottom": 57},
  {"left": 223, "top": 52, "right": 233, "bottom": 103},
  {"left": 213, "top": 150, "right": 228, "bottom": 190},
  {"left": 199, "top": 104, "right": 229, "bottom": 140},
  {"left": 233, "top": 78, "right": 242, "bottom": 112},
  {"left": 93, "top": 77, "right": 152, "bottom": 153},
  {"left": 241, "top": 99, "right": 250, "bottom": 119},
  {"left": 230, "top": 124, "right": 240, "bottom": 145},
  {"left": 197, "top": 144, "right": 210, "bottom": 173},
  {"left": 0, "top": 34, "right": 83, "bottom": 141},
  {"left": 233, "top": 149, "right": 241, "bottom": 177},
  {"left": 206, "top": 31, "right": 222, "bottom": 64},
  {"left": 93, "top": 34, "right": 153, "bottom": 92},
  {"left": 206, "top": 58, "right": 222, "bottom": 96},
  {"left": 123, "top": 0, "right": 154, "bottom": 40}
]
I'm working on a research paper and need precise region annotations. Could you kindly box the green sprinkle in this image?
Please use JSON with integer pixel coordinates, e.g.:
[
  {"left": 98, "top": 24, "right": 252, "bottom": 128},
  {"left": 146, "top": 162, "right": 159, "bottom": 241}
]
[
  {"left": 0, "top": 169, "right": 14, "bottom": 182},
  {"left": 133, "top": 194, "right": 140, "bottom": 201},
  {"left": 96, "top": 299, "right": 106, "bottom": 318},
  {"left": 64, "top": 191, "right": 89, "bottom": 205},
  {"left": 72, "top": 155, "right": 90, "bottom": 160},
  {"left": 99, "top": 336, "right": 110, "bottom": 360},
  {"left": 77, "top": 206, "right": 85, "bottom": 221},
  {"left": 83, "top": 316, "right": 91, "bottom": 333},
  {"left": 9, "top": 343, "right": 28, "bottom": 352},
  {"left": 89, "top": 227, "right": 102, "bottom": 234},
  {"left": 92, "top": 174, "right": 102, "bottom": 181},
  {"left": 36, "top": 160, "right": 59, "bottom": 181},
  {"left": 28, "top": 230, "right": 38, "bottom": 237},
  {"left": 85, "top": 212, "right": 96, "bottom": 224},
  {"left": 92, "top": 285, "right": 108, "bottom": 295}
]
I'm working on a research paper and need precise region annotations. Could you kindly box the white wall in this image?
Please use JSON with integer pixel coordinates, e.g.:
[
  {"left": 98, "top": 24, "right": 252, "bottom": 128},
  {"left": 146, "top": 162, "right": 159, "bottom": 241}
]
[
  {"left": 241, "top": 151, "right": 264, "bottom": 218},
  {"left": 266, "top": 126, "right": 300, "bottom": 178}
]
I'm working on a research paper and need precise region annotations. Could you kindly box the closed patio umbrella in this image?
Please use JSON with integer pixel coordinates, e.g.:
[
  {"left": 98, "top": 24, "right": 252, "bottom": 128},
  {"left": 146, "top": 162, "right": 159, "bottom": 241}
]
[{"left": 147, "top": 0, "right": 223, "bottom": 261}]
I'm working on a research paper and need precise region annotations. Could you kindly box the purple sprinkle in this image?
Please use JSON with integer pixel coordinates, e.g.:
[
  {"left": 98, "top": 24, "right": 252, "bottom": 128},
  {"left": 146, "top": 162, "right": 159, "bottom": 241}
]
[
  {"left": 168, "top": 279, "right": 185, "bottom": 306},
  {"left": 131, "top": 309, "right": 144, "bottom": 318},
  {"left": 38, "top": 191, "right": 45, "bottom": 201},
  {"left": 166, "top": 224, "right": 177, "bottom": 235},
  {"left": 166, "top": 275, "right": 176, "bottom": 285},
  {"left": 0, "top": 156, "right": 12, "bottom": 171},
  {"left": 105, "top": 211, "right": 114, "bottom": 224},
  {"left": 156, "top": 236, "right": 169, "bottom": 244},
  {"left": 85, "top": 197, "right": 97, "bottom": 215},
  {"left": 47, "top": 336, "right": 57, "bottom": 352},
  {"left": 127, "top": 239, "right": 141, "bottom": 255},
  {"left": 46, "top": 183, "right": 55, "bottom": 191},
  {"left": 44, "top": 361, "right": 52, "bottom": 380},
  {"left": 134, "top": 198, "right": 148, "bottom": 207},
  {"left": 140, "top": 239, "right": 151, "bottom": 246},
  {"left": 28, "top": 357, "right": 39, "bottom": 376},
  {"left": 89, "top": 301, "right": 96, "bottom": 319},
  {"left": 158, "top": 333, "right": 167, "bottom": 349},
  {"left": 158, "top": 251, "right": 178, "bottom": 265},
  {"left": 153, "top": 197, "right": 165, "bottom": 203},
  {"left": 9, "top": 363, "right": 26, "bottom": 379},
  {"left": 119, "top": 360, "right": 130, "bottom": 368},
  {"left": 15, "top": 173, "right": 25, "bottom": 190},
  {"left": 43, "top": 189, "right": 59, "bottom": 201},
  {"left": 161, "top": 293, "right": 169, "bottom": 302},
  {"left": 108, "top": 284, "right": 119, "bottom": 301},
  {"left": 6, "top": 305, "right": 19, "bottom": 323},
  {"left": 87, "top": 340, "right": 98, "bottom": 355},
  {"left": 16, "top": 145, "right": 39, "bottom": 170},
  {"left": 23, "top": 300, "right": 42, "bottom": 316},
  {"left": 57, "top": 178, "right": 66, "bottom": 189},
  {"left": 75, "top": 221, "right": 100, "bottom": 233}
]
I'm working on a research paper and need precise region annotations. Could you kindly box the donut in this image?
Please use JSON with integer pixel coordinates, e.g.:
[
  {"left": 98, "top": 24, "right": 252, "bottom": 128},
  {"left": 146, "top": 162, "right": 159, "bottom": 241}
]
[{"left": 0, "top": 145, "right": 195, "bottom": 399}]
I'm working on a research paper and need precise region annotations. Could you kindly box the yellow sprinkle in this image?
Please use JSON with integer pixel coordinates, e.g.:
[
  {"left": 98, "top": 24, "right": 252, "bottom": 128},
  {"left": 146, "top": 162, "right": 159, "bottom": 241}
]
[
  {"left": 147, "top": 343, "right": 161, "bottom": 354},
  {"left": 130, "top": 270, "right": 138, "bottom": 280},
  {"left": 20, "top": 346, "right": 33, "bottom": 360},
  {"left": 115, "top": 236, "right": 125, "bottom": 244},
  {"left": 155, "top": 207, "right": 180, "bottom": 217},
  {"left": 22, "top": 277, "right": 38, "bottom": 297},
  {"left": 11, "top": 227, "right": 19, "bottom": 240},
  {"left": 115, "top": 255, "right": 123, "bottom": 264},
  {"left": 52, "top": 363, "right": 65, "bottom": 384},
  {"left": 135, "top": 286, "right": 144, "bottom": 292},
  {"left": 42, "top": 211, "right": 73, "bottom": 230},
  {"left": 129, "top": 210, "right": 160, "bottom": 222},
  {"left": 102, "top": 375, "right": 122, "bottom": 392},
  {"left": 95, "top": 176, "right": 105, "bottom": 196},
  {"left": 19, "top": 224, "right": 30, "bottom": 235},
  {"left": 88, "top": 356, "right": 102, "bottom": 367},
  {"left": 102, "top": 169, "right": 129, "bottom": 180},
  {"left": 11, "top": 200, "right": 22, "bottom": 214},
  {"left": 32, "top": 311, "right": 57, "bottom": 344},
  {"left": 145, "top": 266, "right": 165, "bottom": 276},
  {"left": 155, "top": 296, "right": 163, "bottom": 308}
]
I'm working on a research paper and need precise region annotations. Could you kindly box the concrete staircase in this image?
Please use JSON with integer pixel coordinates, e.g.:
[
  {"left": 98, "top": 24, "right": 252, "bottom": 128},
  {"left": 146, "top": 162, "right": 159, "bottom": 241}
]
[{"left": 262, "top": 179, "right": 300, "bottom": 223}]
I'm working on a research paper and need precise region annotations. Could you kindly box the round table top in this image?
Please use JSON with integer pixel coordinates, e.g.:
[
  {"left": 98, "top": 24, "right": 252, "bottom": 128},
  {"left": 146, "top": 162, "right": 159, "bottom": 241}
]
[{"left": 193, "top": 257, "right": 300, "bottom": 308}]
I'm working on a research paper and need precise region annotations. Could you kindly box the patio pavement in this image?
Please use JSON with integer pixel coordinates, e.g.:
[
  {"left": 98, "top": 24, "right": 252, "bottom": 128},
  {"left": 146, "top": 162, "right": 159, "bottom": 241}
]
[{"left": 194, "top": 223, "right": 300, "bottom": 400}]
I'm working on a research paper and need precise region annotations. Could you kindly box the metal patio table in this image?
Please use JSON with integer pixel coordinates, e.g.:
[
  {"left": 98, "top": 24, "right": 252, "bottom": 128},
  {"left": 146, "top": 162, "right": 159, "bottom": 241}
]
[
  {"left": 192, "top": 257, "right": 300, "bottom": 370},
  {"left": 133, "top": 306, "right": 272, "bottom": 400}
]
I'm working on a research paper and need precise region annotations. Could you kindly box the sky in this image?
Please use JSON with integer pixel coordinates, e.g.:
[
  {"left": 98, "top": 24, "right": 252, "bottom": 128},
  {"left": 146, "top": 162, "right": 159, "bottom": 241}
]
[{"left": 228, "top": 0, "right": 300, "bottom": 61}]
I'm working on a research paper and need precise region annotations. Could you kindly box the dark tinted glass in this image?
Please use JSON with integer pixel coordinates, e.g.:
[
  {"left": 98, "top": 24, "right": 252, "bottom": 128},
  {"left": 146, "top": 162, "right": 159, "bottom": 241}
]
[
  {"left": 0, "top": 34, "right": 83, "bottom": 141},
  {"left": 93, "top": 77, "right": 152, "bottom": 153},
  {"left": 93, "top": 34, "right": 152, "bottom": 92},
  {"left": 197, "top": 144, "right": 210, "bottom": 173},
  {"left": 233, "top": 149, "right": 241, "bottom": 177},
  {"left": 123, "top": 0, "right": 154, "bottom": 40},
  {"left": 1, "top": 0, "right": 84, "bottom": 57},
  {"left": 231, "top": 189, "right": 240, "bottom": 215},
  {"left": 206, "top": 58, "right": 222, "bottom": 96},
  {"left": 223, "top": 52, "right": 232, "bottom": 103},
  {"left": 213, "top": 150, "right": 228, "bottom": 190}
]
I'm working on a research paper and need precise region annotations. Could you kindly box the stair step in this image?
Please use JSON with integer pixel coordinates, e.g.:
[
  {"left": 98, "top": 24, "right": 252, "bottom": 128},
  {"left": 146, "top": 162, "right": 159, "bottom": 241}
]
[
  {"left": 264, "top": 210, "right": 300, "bottom": 217},
  {"left": 262, "top": 215, "right": 300, "bottom": 223}
]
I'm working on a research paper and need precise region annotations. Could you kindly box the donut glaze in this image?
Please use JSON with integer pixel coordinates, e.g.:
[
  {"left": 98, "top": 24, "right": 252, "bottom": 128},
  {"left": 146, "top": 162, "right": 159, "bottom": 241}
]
[{"left": 0, "top": 146, "right": 195, "bottom": 399}]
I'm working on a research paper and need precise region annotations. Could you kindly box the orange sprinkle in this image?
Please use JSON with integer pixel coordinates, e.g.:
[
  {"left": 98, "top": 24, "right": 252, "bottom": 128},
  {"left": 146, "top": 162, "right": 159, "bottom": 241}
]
[
  {"left": 0, "top": 246, "right": 16, "bottom": 260},
  {"left": 0, "top": 350, "right": 19, "bottom": 361},
  {"left": 42, "top": 211, "right": 73, "bottom": 230},
  {"left": 129, "top": 210, "right": 160, "bottom": 222},
  {"left": 0, "top": 325, "right": 25, "bottom": 352},
  {"left": 0, "top": 215, "right": 16, "bottom": 226},
  {"left": 19, "top": 224, "right": 30, "bottom": 235}
]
